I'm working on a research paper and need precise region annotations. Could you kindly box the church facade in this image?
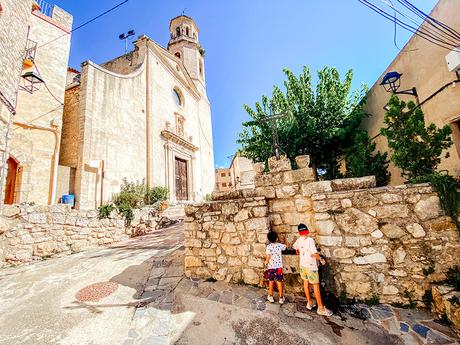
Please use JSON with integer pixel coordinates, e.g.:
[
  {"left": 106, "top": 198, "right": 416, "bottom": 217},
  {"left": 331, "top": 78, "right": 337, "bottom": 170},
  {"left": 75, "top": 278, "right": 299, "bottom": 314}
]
[{"left": 59, "top": 16, "right": 215, "bottom": 209}]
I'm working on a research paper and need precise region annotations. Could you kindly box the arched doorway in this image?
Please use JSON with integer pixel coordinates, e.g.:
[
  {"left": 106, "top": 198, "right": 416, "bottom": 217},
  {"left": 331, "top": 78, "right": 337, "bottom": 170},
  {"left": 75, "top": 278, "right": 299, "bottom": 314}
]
[{"left": 4, "top": 156, "right": 22, "bottom": 204}]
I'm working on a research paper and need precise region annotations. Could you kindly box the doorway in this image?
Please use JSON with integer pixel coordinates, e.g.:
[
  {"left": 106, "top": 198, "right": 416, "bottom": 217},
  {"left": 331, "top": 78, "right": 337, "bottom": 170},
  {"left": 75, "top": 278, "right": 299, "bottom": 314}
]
[
  {"left": 175, "top": 157, "right": 188, "bottom": 201},
  {"left": 4, "top": 156, "right": 21, "bottom": 204}
]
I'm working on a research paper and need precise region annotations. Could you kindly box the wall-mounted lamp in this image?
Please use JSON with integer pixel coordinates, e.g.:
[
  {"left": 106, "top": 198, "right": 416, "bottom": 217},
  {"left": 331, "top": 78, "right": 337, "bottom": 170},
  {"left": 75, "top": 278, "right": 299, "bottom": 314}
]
[
  {"left": 20, "top": 71, "right": 44, "bottom": 94},
  {"left": 380, "top": 71, "right": 419, "bottom": 104}
]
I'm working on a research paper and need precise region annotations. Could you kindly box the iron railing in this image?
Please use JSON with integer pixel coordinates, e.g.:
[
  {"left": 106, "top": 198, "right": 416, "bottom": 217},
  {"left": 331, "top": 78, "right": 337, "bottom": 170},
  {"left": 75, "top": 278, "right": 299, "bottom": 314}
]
[{"left": 35, "top": 0, "right": 54, "bottom": 17}]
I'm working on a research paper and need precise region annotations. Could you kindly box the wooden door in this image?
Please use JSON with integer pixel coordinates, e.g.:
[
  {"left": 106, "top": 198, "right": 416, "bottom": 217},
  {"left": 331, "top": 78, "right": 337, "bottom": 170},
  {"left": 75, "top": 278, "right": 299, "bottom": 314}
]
[
  {"left": 175, "top": 158, "right": 188, "bottom": 201},
  {"left": 4, "top": 157, "right": 18, "bottom": 205}
]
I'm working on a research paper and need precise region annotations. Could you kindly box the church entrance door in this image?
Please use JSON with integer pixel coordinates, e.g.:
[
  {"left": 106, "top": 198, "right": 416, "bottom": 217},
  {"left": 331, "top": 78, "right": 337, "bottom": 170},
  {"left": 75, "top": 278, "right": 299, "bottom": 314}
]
[
  {"left": 4, "top": 156, "right": 21, "bottom": 204},
  {"left": 175, "top": 157, "right": 188, "bottom": 201}
]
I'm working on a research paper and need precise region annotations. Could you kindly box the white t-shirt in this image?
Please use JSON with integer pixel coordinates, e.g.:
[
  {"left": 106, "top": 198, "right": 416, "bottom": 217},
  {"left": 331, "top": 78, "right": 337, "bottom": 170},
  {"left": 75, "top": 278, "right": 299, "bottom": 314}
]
[
  {"left": 266, "top": 243, "right": 286, "bottom": 269},
  {"left": 293, "top": 236, "right": 318, "bottom": 270}
]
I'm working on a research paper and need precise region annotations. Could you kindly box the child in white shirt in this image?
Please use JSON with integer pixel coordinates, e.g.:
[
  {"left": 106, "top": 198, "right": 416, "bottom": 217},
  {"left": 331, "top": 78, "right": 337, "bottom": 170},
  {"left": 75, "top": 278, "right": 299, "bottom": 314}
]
[
  {"left": 264, "top": 231, "right": 286, "bottom": 304},
  {"left": 293, "top": 223, "right": 333, "bottom": 316}
]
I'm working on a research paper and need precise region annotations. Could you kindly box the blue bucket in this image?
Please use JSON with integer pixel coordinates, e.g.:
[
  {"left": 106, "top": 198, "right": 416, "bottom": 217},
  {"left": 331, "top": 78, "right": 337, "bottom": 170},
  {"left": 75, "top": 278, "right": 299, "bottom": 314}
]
[{"left": 62, "top": 194, "right": 75, "bottom": 207}]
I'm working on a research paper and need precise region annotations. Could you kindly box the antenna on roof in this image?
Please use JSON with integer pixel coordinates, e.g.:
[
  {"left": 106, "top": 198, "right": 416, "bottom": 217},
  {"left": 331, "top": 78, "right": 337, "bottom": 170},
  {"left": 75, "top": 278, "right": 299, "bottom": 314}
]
[{"left": 119, "top": 30, "right": 135, "bottom": 55}]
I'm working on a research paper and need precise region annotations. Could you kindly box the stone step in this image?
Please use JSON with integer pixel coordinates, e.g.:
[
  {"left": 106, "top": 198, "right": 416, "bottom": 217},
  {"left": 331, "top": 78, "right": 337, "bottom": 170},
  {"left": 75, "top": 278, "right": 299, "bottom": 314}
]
[{"left": 162, "top": 205, "right": 185, "bottom": 219}]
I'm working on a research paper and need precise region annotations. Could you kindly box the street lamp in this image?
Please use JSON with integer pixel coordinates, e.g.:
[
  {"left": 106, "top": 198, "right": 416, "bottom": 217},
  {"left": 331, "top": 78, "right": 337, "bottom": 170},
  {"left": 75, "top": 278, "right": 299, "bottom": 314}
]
[
  {"left": 380, "top": 71, "right": 419, "bottom": 104},
  {"left": 20, "top": 71, "right": 44, "bottom": 94}
]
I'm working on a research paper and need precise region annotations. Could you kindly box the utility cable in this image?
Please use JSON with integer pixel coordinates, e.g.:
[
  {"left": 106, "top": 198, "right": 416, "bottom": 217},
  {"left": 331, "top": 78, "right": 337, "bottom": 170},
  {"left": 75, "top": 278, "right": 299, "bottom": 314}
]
[
  {"left": 37, "top": 0, "right": 130, "bottom": 50},
  {"left": 358, "top": 0, "right": 460, "bottom": 52},
  {"left": 360, "top": 0, "right": 459, "bottom": 49},
  {"left": 33, "top": 61, "right": 64, "bottom": 106}
]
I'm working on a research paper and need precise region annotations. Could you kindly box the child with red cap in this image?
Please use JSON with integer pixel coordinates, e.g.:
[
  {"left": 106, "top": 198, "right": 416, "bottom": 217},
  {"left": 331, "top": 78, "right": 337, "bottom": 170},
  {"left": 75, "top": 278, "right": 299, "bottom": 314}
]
[{"left": 292, "top": 223, "right": 333, "bottom": 316}]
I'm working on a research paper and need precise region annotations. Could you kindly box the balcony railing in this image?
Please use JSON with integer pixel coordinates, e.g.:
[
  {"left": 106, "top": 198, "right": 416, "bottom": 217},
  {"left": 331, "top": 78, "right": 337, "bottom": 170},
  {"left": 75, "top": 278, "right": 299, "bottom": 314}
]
[{"left": 35, "top": 0, "right": 54, "bottom": 17}]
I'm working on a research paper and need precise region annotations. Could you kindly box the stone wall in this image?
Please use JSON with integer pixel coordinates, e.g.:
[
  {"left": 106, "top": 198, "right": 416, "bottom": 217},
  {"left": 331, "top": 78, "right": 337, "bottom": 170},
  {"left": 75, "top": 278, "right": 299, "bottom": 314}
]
[
  {"left": 0, "top": 204, "right": 165, "bottom": 267},
  {"left": 185, "top": 155, "right": 460, "bottom": 304}
]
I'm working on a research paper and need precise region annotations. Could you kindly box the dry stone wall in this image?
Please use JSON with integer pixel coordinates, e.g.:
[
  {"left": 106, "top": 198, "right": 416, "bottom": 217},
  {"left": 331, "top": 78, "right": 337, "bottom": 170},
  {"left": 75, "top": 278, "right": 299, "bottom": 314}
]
[
  {"left": 0, "top": 204, "right": 164, "bottom": 267},
  {"left": 185, "top": 155, "right": 460, "bottom": 304}
]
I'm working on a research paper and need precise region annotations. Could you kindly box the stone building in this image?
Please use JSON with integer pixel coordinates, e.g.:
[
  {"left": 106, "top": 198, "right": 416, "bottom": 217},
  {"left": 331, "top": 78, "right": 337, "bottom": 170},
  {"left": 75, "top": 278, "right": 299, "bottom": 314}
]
[
  {"left": 363, "top": 0, "right": 460, "bottom": 185},
  {"left": 229, "top": 153, "right": 255, "bottom": 190},
  {"left": 215, "top": 168, "right": 232, "bottom": 192},
  {"left": 0, "top": 0, "right": 34, "bottom": 204},
  {"left": 0, "top": 0, "right": 72, "bottom": 205},
  {"left": 59, "top": 16, "right": 215, "bottom": 209}
]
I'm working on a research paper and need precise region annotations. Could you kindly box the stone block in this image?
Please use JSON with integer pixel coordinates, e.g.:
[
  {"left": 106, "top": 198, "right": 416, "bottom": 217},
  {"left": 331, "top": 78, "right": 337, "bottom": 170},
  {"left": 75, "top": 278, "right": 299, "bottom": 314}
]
[
  {"left": 353, "top": 253, "right": 386, "bottom": 265},
  {"left": 227, "top": 257, "right": 243, "bottom": 266},
  {"left": 331, "top": 176, "right": 376, "bottom": 191},
  {"left": 29, "top": 213, "right": 47, "bottom": 224},
  {"left": 244, "top": 217, "right": 268, "bottom": 231},
  {"left": 252, "top": 206, "right": 268, "bottom": 218},
  {"left": 314, "top": 213, "right": 330, "bottom": 221},
  {"left": 283, "top": 168, "right": 314, "bottom": 184},
  {"left": 381, "top": 224, "right": 406, "bottom": 239},
  {"left": 184, "top": 239, "right": 202, "bottom": 248},
  {"left": 270, "top": 199, "right": 295, "bottom": 212},
  {"left": 243, "top": 268, "right": 260, "bottom": 285},
  {"left": 268, "top": 155, "right": 291, "bottom": 172},
  {"left": 221, "top": 245, "right": 238, "bottom": 256},
  {"left": 371, "top": 230, "right": 383, "bottom": 239},
  {"left": 341, "top": 199, "right": 352, "bottom": 208},
  {"left": 406, "top": 223, "right": 426, "bottom": 238},
  {"left": 253, "top": 162, "right": 265, "bottom": 176},
  {"left": 237, "top": 245, "right": 250, "bottom": 257},
  {"left": 316, "top": 220, "right": 336, "bottom": 235},
  {"left": 352, "top": 192, "right": 379, "bottom": 208},
  {"left": 301, "top": 181, "right": 332, "bottom": 196},
  {"left": 185, "top": 256, "right": 203, "bottom": 267},
  {"left": 221, "top": 233, "right": 241, "bottom": 245},
  {"left": 275, "top": 184, "right": 300, "bottom": 198},
  {"left": 333, "top": 248, "right": 356, "bottom": 259},
  {"left": 255, "top": 187, "right": 276, "bottom": 199},
  {"left": 3, "top": 206, "right": 20, "bottom": 218},
  {"left": 222, "top": 203, "right": 239, "bottom": 215},
  {"left": 316, "top": 236, "right": 343, "bottom": 246},
  {"left": 335, "top": 208, "right": 378, "bottom": 235},
  {"left": 295, "top": 198, "right": 311, "bottom": 212},
  {"left": 234, "top": 209, "right": 249, "bottom": 222},
  {"left": 379, "top": 193, "right": 403, "bottom": 204},
  {"left": 252, "top": 243, "right": 266, "bottom": 257},
  {"left": 414, "top": 196, "right": 442, "bottom": 221},
  {"left": 372, "top": 204, "right": 409, "bottom": 219},
  {"left": 248, "top": 256, "right": 264, "bottom": 268},
  {"left": 283, "top": 212, "right": 306, "bottom": 226},
  {"left": 382, "top": 285, "right": 399, "bottom": 295},
  {"left": 312, "top": 199, "right": 341, "bottom": 213},
  {"left": 393, "top": 247, "right": 407, "bottom": 265},
  {"left": 269, "top": 214, "right": 283, "bottom": 226},
  {"left": 295, "top": 155, "right": 310, "bottom": 169}
]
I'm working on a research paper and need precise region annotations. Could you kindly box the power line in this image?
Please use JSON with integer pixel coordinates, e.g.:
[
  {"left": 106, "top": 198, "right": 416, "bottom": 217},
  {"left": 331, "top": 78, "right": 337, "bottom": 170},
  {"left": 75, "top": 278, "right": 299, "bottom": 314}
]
[
  {"left": 33, "top": 61, "right": 64, "bottom": 106},
  {"left": 37, "top": 0, "right": 130, "bottom": 50},
  {"left": 358, "top": 0, "right": 460, "bottom": 52},
  {"left": 359, "top": 0, "right": 459, "bottom": 49}
]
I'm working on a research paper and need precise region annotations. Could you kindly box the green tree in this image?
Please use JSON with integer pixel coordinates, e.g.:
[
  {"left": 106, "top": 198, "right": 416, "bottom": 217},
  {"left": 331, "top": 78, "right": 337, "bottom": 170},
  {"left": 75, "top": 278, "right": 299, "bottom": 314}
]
[
  {"left": 380, "top": 95, "right": 453, "bottom": 180},
  {"left": 237, "top": 66, "right": 367, "bottom": 179},
  {"left": 345, "top": 130, "right": 391, "bottom": 186}
]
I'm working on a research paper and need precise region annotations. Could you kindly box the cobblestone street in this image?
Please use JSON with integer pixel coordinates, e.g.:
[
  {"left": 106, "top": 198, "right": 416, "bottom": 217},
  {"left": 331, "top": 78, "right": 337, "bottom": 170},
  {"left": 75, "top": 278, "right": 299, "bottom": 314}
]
[{"left": 0, "top": 222, "right": 458, "bottom": 345}]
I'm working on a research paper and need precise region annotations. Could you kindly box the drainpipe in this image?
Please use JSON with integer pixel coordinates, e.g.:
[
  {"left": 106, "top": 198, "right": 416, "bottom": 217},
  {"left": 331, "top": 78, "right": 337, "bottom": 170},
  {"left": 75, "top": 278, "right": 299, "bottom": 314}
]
[
  {"left": 145, "top": 39, "right": 151, "bottom": 189},
  {"left": 12, "top": 121, "right": 59, "bottom": 205}
]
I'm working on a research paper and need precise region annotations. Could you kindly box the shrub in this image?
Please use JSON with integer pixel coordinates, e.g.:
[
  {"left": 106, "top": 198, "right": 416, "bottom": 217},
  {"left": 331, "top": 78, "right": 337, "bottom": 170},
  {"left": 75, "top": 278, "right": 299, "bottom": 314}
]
[
  {"left": 381, "top": 95, "right": 453, "bottom": 180},
  {"left": 345, "top": 130, "right": 390, "bottom": 186},
  {"left": 113, "top": 179, "right": 146, "bottom": 209},
  {"left": 98, "top": 203, "right": 116, "bottom": 219},
  {"left": 145, "top": 186, "right": 168, "bottom": 205},
  {"left": 117, "top": 203, "right": 134, "bottom": 227},
  {"left": 447, "top": 266, "right": 460, "bottom": 291}
]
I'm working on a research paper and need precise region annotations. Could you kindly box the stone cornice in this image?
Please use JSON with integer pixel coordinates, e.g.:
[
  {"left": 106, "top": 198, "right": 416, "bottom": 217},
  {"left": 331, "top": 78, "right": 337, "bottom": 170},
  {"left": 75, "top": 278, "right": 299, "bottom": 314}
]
[{"left": 161, "top": 130, "right": 198, "bottom": 152}]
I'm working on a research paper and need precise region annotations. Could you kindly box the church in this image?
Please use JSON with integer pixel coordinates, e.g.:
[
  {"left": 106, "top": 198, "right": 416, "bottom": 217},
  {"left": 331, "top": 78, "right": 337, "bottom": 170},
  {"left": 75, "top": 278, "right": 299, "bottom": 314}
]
[{"left": 59, "top": 16, "right": 215, "bottom": 209}]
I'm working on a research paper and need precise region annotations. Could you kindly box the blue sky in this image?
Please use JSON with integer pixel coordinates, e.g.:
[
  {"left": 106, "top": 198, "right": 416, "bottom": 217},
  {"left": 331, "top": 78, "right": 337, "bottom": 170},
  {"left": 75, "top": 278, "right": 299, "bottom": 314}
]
[{"left": 51, "top": 0, "right": 437, "bottom": 167}]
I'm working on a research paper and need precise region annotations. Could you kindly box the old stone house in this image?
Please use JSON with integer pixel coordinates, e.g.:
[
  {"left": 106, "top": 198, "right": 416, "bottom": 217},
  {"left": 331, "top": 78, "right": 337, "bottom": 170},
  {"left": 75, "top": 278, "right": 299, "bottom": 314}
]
[
  {"left": 215, "top": 168, "right": 233, "bottom": 192},
  {"left": 363, "top": 0, "right": 460, "bottom": 184},
  {"left": 59, "top": 16, "right": 215, "bottom": 209},
  {"left": 0, "top": 0, "right": 72, "bottom": 205}
]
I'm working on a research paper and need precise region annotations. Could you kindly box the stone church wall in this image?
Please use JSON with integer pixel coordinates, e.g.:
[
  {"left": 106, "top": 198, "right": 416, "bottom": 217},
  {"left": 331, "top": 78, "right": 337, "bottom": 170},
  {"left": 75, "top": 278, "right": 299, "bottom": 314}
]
[
  {"left": 184, "top": 155, "right": 460, "bottom": 304},
  {"left": 0, "top": 204, "right": 163, "bottom": 268}
]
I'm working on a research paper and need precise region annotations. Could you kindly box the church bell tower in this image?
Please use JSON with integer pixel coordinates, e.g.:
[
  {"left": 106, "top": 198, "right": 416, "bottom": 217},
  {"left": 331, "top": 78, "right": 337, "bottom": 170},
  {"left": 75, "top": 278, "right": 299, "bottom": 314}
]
[{"left": 167, "top": 16, "right": 206, "bottom": 91}]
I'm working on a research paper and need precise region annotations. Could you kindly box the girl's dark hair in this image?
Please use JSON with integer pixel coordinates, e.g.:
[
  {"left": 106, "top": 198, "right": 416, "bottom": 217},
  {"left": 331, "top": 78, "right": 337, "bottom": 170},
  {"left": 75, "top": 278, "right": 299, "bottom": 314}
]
[{"left": 267, "top": 231, "right": 278, "bottom": 243}]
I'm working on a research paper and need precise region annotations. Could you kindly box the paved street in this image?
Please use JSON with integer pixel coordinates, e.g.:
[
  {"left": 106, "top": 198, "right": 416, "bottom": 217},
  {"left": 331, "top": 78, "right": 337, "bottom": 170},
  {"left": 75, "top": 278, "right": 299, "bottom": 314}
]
[{"left": 0, "top": 222, "right": 458, "bottom": 345}]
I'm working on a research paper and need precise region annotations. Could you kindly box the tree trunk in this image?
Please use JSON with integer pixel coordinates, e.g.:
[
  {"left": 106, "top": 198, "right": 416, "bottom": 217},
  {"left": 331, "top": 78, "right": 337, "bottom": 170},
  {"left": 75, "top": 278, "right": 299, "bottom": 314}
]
[{"left": 311, "top": 161, "right": 319, "bottom": 181}]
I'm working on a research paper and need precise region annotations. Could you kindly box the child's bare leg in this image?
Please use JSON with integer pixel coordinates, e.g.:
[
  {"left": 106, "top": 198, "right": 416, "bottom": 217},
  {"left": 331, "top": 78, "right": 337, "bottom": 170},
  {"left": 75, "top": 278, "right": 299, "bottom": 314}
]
[
  {"left": 275, "top": 281, "right": 283, "bottom": 297},
  {"left": 303, "top": 280, "right": 313, "bottom": 305},
  {"left": 313, "top": 283, "right": 325, "bottom": 309},
  {"left": 268, "top": 281, "right": 274, "bottom": 296}
]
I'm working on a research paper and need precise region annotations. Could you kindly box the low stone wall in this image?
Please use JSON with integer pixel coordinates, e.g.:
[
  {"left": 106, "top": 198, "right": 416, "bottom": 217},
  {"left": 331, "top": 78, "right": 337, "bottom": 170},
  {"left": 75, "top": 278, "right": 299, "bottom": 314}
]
[
  {"left": 185, "top": 155, "right": 460, "bottom": 304},
  {"left": 185, "top": 196, "right": 269, "bottom": 284},
  {"left": 311, "top": 183, "right": 460, "bottom": 304},
  {"left": 0, "top": 204, "right": 165, "bottom": 267},
  {"left": 432, "top": 285, "right": 460, "bottom": 335}
]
